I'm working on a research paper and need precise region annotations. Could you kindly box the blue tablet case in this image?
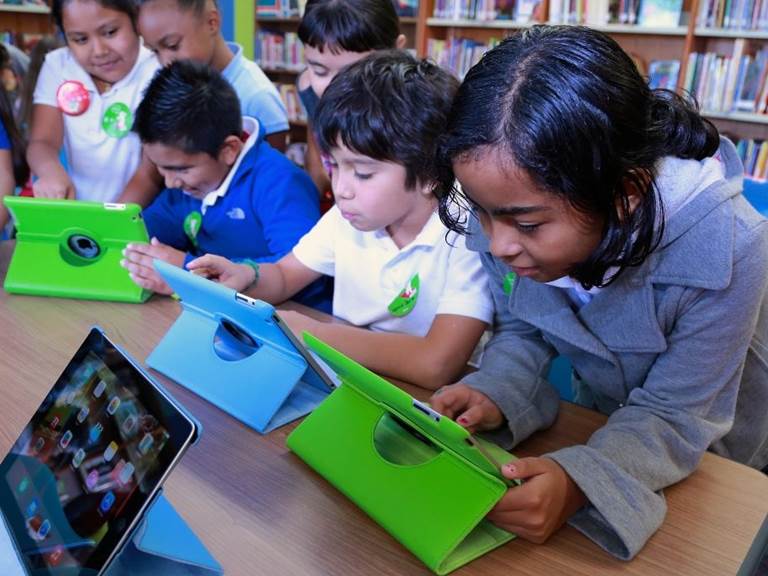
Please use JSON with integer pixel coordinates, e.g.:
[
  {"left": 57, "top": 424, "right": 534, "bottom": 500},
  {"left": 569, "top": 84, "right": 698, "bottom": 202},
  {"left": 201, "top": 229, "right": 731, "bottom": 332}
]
[
  {"left": 146, "top": 260, "right": 333, "bottom": 434},
  {"left": 104, "top": 491, "right": 221, "bottom": 576}
]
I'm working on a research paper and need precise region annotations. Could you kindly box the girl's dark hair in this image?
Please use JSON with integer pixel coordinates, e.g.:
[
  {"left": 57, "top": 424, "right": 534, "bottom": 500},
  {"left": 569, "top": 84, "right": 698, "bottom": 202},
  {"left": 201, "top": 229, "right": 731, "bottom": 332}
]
[
  {"left": 20, "top": 36, "right": 63, "bottom": 135},
  {"left": 52, "top": 0, "right": 138, "bottom": 32},
  {"left": 298, "top": 0, "right": 400, "bottom": 53},
  {"left": 133, "top": 60, "right": 242, "bottom": 157},
  {"left": 0, "top": 46, "right": 29, "bottom": 186},
  {"left": 313, "top": 50, "right": 459, "bottom": 189},
  {"left": 436, "top": 25, "right": 720, "bottom": 289}
]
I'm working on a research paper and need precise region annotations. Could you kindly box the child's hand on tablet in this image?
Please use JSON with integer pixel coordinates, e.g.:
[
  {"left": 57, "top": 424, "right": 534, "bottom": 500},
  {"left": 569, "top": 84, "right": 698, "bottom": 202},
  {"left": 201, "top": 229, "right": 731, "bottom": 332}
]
[
  {"left": 187, "top": 254, "right": 255, "bottom": 291},
  {"left": 487, "top": 457, "right": 587, "bottom": 544},
  {"left": 121, "top": 237, "right": 184, "bottom": 295},
  {"left": 32, "top": 173, "right": 75, "bottom": 199},
  {"left": 429, "top": 383, "right": 505, "bottom": 433}
]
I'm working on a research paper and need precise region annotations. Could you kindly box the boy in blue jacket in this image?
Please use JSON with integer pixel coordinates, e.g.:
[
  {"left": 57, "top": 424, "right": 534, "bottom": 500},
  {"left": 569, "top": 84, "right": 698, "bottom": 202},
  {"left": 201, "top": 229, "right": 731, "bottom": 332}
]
[{"left": 121, "top": 60, "right": 326, "bottom": 307}]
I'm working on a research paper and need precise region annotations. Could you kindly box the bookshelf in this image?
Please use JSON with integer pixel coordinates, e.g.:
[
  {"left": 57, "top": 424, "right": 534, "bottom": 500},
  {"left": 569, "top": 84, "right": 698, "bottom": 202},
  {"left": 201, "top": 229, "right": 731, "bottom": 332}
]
[
  {"left": 0, "top": 1, "right": 51, "bottom": 48},
  {"left": 254, "top": 11, "right": 423, "bottom": 145}
]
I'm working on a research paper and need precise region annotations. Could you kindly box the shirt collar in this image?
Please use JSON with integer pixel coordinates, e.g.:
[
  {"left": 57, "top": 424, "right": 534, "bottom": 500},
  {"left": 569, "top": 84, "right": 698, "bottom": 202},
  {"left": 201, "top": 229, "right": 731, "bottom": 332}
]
[
  {"left": 200, "top": 116, "right": 260, "bottom": 214},
  {"left": 373, "top": 208, "right": 446, "bottom": 252},
  {"left": 221, "top": 42, "right": 243, "bottom": 79}
]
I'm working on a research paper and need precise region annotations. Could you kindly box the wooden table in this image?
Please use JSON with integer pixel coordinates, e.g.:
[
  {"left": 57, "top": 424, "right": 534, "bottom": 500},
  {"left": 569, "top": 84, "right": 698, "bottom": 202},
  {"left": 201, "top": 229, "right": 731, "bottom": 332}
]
[{"left": 0, "top": 241, "right": 766, "bottom": 576}]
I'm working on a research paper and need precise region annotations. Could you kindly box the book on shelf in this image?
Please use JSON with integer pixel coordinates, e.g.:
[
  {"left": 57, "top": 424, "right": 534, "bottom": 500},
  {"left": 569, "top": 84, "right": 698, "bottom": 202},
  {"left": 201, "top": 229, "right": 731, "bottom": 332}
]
[
  {"left": 427, "top": 37, "right": 500, "bottom": 79},
  {"left": 698, "top": 0, "right": 768, "bottom": 30},
  {"left": 648, "top": 59, "right": 680, "bottom": 90},
  {"left": 432, "top": 0, "right": 539, "bottom": 21},
  {"left": 735, "top": 138, "right": 768, "bottom": 179},
  {"left": 257, "top": 0, "right": 305, "bottom": 18},
  {"left": 685, "top": 44, "right": 768, "bottom": 115},
  {"left": 394, "top": 0, "right": 419, "bottom": 17},
  {"left": 637, "top": 0, "right": 682, "bottom": 26},
  {"left": 255, "top": 31, "right": 305, "bottom": 71},
  {"left": 276, "top": 83, "right": 307, "bottom": 124}
]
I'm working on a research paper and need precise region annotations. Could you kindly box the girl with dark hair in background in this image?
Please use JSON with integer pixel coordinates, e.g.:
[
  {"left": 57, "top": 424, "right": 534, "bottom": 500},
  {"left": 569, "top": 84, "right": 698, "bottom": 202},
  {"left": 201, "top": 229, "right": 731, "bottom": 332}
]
[
  {"left": 431, "top": 25, "right": 768, "bottom": 559},
  {"left": 0, "top": 45, "right": 29, "bottom": 231}
]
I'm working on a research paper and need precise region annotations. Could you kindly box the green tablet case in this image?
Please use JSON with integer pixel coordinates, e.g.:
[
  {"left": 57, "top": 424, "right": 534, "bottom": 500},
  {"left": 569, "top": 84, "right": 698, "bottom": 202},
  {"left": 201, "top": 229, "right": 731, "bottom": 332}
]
[
  {"left": 4, "top": 197, "right": 150, "bottom": 303},
  {"left": 286, "top": 334, "right": 517, "bottom": 575}
]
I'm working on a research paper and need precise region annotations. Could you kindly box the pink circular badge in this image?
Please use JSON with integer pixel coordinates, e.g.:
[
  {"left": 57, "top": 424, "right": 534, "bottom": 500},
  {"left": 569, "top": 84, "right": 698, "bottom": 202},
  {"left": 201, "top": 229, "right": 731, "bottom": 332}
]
[{"left": 56, "top": 81, "right": 90, "bottom": 116}]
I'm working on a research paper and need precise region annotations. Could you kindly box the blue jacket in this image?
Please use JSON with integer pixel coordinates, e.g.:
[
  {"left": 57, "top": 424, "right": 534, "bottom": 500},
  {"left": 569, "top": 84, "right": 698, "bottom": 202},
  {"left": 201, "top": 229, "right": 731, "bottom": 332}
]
[
  {"left": 463, "top": 138, "right": 768, "bottom": 560},
  {"left": 143, "top": 133, "right": 331, "bottom": 310}
]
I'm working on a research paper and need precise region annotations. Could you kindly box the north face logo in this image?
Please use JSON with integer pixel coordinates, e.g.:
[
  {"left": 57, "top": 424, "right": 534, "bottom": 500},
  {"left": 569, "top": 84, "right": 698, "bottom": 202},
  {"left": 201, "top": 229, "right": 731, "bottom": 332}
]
[{"left": 226, "top": 207, "right": 246, "bottom": 220}]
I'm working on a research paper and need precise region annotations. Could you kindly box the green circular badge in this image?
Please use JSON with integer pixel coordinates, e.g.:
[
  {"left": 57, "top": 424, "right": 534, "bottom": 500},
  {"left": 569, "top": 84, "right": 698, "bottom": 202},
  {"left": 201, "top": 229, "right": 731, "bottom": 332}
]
[
  {"left": 388, "top": 273, "right": 420, "bottom": 317},
  {"left": 102, "top": 102, "right": 133, "bottom": 138}
]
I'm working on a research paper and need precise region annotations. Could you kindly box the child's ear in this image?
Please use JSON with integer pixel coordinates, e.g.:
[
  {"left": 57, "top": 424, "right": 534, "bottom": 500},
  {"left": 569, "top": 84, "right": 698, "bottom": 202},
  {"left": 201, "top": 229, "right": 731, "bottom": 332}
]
[
  {"left": 618, "top": 170, "right": 650, "bottom": 218},
  {"left": 205, "top": 1, "right": 221, "bottom": 35},
  {"left": 395, "top": 34, "right": 407, "bottom": 50},
  {"left": 218, "top": 136, "right": 243, "bottom": 167}
]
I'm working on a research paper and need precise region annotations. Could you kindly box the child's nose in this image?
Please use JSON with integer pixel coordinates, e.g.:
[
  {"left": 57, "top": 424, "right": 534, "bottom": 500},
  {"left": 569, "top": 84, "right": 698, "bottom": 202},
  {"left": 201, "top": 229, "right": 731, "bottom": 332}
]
[
  {"left": 92, "top": 37, "right": 110, "bottom": 57},
  {"left": 488, "top": 223, "right": 524, "bottom": 260}
]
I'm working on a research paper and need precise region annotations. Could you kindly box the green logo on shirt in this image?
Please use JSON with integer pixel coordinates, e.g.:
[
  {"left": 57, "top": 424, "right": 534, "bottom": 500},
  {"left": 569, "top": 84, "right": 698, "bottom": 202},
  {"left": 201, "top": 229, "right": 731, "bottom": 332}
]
[
  {"left": 183, "top": 211, "right": 202, "bottom": 247},
  {"left": 388, "top": 273, "right": 420, "bottom": 317},
  {"left": 503, "top": 271, "right": 517, "bottom": 295}
]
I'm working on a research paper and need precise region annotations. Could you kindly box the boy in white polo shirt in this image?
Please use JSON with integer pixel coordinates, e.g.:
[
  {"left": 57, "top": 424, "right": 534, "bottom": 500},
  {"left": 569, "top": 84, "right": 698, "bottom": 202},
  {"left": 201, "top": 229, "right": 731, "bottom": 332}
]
[
  {"left": 189, "top": 51, "right": 493, "bottom": 390},
  {"left": 27, "top": 0, "right": 159, "bottom": 203}
]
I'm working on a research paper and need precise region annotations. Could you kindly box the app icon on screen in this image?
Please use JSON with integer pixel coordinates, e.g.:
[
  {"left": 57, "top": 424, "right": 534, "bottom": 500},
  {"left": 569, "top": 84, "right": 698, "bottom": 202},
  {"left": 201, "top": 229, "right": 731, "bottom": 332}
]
[
  {"left": 104, "top": 441, "right": 118, "bottom": 462},
  {"left": 59, "top": 430, "right": 73, "bottom": 449},
  {"left": 89, "top": 423, "right": 103, "bottom": 443},
  {"left": 100, "top": 491, "right": 115, "bottom": 514},
  {"left": 107, "top": 397, "right": 120, "bottom": 415},
  {"left": 86, "top": 470, "right": 99, "bottom": 490},
  {"left": 25, "top": 498, "right": 39, "bottom": 519},
  {"left": 93, "top": 380, "right": 106, "bottom": 398},
  {"left": 72, "top": 448, "right": 86, "bottom": 468},
  {"left": 138, "top": 433, "right": 153, "bottom": 455},
  {"left": 77, "top": 407, "right": 89, "bottom": 423}
]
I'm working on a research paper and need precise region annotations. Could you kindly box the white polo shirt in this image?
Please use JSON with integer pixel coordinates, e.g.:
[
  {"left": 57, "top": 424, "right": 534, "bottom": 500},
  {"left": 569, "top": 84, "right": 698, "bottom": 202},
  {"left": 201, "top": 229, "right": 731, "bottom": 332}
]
[
  {"left": 293, "top": 206, "right": 494, "bottom": 336},
  {"left": 33, "top": 45, "right": 160, "bottom": 202}
]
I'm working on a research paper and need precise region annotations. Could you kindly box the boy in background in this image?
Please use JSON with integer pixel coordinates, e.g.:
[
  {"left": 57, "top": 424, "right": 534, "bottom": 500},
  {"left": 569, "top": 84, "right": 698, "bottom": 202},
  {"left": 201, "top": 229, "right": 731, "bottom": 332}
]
[{"left": 121, "top": 60, "right": 328, "bottom": 310}]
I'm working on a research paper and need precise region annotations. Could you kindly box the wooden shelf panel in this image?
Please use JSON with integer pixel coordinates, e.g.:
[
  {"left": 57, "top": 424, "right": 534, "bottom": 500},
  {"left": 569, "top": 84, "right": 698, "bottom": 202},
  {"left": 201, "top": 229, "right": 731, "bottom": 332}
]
[
  {"left": 427, "top": 17, "right": 533, "bottom": 29},
  {"left": 703, "top": 111, "right": 768, "bottom": 124},
  {"left": 0, "top": 3, "right": 49, "bottom": 14},
  {"left": 694, "top": 28, "right": 768, "bottom": 40}
]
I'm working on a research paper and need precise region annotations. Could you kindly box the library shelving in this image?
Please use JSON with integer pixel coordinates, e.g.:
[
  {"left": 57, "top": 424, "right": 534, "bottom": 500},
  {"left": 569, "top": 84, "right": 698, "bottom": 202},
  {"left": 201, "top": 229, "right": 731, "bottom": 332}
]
[{"left": 0, "top": 1, "right": 52, "bottom": 51}]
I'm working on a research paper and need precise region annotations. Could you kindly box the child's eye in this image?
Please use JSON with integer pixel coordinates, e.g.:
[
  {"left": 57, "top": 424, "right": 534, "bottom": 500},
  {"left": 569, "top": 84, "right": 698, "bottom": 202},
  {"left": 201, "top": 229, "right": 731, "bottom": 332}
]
[
  {"left": 354, "top": 172, "right": 372, "bottom": 181},
  {"left": 517, "top": 222, "right": 541, "bottom": 233},
  {"left": 71, "top": 36, "right": 87, "bottom": 45},
  {"left": 104, "top": 28, "right": 118, "bottom": 38}
]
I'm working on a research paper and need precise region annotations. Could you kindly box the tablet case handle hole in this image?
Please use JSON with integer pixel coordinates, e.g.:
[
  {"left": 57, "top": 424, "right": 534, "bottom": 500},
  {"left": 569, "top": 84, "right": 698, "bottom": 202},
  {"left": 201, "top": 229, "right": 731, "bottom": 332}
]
[
  {"left": 373, "top": 413, "right": 441, "bottom": 467},
  {"left": 60, "top": 234, "right": 103, "bottom": 265},
  {"left": 213, "top": 319, "right": 261, "bottom": 362}
]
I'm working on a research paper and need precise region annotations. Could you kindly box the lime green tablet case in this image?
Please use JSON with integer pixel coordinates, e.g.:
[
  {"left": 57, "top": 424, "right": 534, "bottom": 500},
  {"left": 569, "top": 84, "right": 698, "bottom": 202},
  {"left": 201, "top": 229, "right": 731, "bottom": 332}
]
[
  {"left": 286, "top": 334, "right": 517, "bottom": 575},
  {"left": 4, "top": 197, "right": 150, "bottom": 303}
]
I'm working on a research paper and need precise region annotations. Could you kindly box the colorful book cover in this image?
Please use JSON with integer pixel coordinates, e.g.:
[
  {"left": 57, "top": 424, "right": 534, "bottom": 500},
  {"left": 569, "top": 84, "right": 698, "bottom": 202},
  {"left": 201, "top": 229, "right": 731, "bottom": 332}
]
[
  {"left": 637, "top": 0, "right": 682, "bottom": 25},
  {"left": 648, "top": 59, "right": 680, "bottom": 90}
]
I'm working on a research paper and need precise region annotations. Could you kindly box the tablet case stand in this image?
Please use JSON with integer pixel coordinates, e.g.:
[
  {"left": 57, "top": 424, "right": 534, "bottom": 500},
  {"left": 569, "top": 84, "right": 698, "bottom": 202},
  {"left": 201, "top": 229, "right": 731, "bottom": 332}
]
[
  {"left": 287, "top": 334, "right": 517, "bottom": 575},
  {"left": 3, "top": 197, "right": 150, "bottom": 303},
  {"left": 147, "top": 260, "right": 330, "bottom": 434},
  {"left": 105, "top": 490, "right": 221, "bottom": 576}
]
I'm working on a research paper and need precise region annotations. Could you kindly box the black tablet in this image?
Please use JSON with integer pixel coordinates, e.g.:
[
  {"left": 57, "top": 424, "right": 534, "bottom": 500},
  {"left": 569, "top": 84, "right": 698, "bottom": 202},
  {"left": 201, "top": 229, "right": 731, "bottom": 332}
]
[{"left": 0, "top": 328, "right": 197, "bottom": 575}]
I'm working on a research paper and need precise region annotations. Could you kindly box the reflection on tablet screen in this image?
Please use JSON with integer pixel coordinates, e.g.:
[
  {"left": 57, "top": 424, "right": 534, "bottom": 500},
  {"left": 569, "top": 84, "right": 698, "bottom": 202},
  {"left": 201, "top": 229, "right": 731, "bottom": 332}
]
[{"left": 0, "top": 332, "right": 191, "bottom": 575}]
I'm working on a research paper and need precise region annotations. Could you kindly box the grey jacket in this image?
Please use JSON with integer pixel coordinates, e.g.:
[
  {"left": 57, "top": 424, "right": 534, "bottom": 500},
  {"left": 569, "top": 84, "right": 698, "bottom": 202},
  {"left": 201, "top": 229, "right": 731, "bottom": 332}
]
[{"left": 464, "top": 139, "right": 768, "bottom": 560}]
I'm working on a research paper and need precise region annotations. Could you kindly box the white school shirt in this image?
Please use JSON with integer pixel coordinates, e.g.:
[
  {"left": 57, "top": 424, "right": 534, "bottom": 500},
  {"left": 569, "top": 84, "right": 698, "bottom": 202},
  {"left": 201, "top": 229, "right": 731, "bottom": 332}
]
[
  {"left": 292, "top": 206, "right": 494, "bottom": 336},
  {"left": 33, "top": 45, "right": 160, "bottom": 202}
]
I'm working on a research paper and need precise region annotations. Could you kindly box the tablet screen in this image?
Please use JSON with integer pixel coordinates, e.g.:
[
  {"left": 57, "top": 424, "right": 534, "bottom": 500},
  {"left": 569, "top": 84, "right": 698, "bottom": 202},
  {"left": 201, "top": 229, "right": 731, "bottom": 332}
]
[{"left": 0, "top": 329, "right": 195, "bottom": 575}]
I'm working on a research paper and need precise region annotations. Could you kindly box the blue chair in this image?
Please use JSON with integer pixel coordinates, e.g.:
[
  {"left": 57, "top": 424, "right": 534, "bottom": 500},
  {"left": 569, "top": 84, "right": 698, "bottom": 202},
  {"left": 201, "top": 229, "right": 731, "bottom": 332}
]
[{"left": 743, "top": 178, "right": 768, "bottom": 217}]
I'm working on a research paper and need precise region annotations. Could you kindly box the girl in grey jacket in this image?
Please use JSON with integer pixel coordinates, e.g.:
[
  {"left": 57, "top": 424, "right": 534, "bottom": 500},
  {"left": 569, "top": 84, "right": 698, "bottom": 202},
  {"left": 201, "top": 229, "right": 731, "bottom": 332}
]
[{"left": 431, "top": 25, "right": 768, "bottom": 560}]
